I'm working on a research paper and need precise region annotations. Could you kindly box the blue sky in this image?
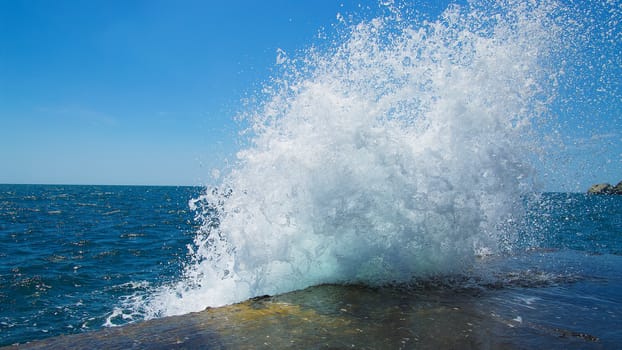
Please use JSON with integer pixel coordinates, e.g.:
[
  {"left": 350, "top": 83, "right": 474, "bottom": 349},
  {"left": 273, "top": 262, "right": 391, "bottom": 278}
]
[
  {"left": 0, "top": 1, "right": 329, "bottom": 185},
  {"left": 1, "top": 0, "right": 363, "bottom": 185},
  {"left": 0, "top": 0, "right": 620, "bottom": 190}
]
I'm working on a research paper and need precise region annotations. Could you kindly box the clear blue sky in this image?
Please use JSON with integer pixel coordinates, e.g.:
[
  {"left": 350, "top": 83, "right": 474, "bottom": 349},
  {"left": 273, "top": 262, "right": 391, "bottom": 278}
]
[
  {"left": 0, "top": 0, "right": 364, "bottom": 185},
  {"left": 0, "top": 0, "right": 619, "bottom": 190}
]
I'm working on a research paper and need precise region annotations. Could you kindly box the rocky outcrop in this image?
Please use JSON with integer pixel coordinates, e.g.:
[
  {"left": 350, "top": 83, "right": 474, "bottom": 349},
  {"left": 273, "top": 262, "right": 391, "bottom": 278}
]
[{"left": 587, "top": 181, "right": 622, "bottom": 194}]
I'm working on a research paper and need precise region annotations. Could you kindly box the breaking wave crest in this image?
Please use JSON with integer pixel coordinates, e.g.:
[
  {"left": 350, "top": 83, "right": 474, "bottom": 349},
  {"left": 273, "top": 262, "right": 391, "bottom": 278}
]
[{"left": 128, "top": 0, "right": 572, "bottom": 320}]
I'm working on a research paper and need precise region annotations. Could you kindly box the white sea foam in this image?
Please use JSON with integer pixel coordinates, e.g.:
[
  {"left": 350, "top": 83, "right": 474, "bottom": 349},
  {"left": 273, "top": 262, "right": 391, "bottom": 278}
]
[{"left": 131, "top": 0, "right": 570, "bottom": 319}]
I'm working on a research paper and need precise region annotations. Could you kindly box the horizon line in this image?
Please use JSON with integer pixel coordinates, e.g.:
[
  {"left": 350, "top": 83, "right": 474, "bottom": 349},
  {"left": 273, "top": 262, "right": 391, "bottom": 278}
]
[{"left": 0, "top": 182, "right": 205, "bottom": 187}]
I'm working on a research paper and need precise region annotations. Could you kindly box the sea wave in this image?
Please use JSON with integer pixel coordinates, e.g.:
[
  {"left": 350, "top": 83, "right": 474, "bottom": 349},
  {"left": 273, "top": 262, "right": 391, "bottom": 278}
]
[{"left": 127, "top": 0, "right": 572, "bottom": 321}]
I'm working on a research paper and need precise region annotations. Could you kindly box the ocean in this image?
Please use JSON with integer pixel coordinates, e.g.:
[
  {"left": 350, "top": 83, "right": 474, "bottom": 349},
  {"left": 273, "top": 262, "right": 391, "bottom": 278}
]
[
  {"left": 1, "top": 185, "right": 621, "bottom": 348},
  {"left": 0, "top": 185, "right": 201, "bottom": 346},
  {"left": 2, "top": 0, "right": 621, "bottom": 348}
]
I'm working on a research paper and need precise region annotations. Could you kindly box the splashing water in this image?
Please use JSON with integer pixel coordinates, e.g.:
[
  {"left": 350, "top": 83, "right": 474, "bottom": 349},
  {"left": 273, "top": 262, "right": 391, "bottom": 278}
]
[{"left": 126, "top": 0, "right": 575, "bottom": 319}]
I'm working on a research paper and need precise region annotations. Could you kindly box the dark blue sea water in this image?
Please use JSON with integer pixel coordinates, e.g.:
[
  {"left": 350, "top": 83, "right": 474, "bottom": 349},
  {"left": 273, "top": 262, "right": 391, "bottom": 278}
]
[
  {"left": 0, "top": 185, "right": 200, "bottom": 346},
  {"left": 1, "top": 184, "right": 621, "bottom": 347}
]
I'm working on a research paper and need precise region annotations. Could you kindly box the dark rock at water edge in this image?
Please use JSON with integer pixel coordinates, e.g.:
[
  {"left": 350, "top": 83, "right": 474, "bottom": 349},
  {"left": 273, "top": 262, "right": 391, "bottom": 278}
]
[
  {"left": 587, "top": 181, "right": 622, "bottom": 195},
  {"left": 1, "top": 281, "right": 604, "bottom": 350}
]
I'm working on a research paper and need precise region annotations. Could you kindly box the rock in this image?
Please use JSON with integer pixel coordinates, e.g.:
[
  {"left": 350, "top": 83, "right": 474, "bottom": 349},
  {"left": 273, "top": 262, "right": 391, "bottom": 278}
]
[
  {"left": 587, "top": 181, "right": 622, "bottom": 194},
  {"left": 1, "top": 283, "right": 600, "bottom": 349},
  {"left": 588, "top": 183, "right": 613, "bottom": 194}
]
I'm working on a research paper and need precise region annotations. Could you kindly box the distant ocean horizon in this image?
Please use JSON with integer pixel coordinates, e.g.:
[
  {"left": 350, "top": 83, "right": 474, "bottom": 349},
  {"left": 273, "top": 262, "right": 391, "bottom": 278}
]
[
  {"left": 0, "top": 183, "right": 204, "bottom": 188},
  {"left": 0, "top": 182, "right": 598, "bottom": 195}
]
